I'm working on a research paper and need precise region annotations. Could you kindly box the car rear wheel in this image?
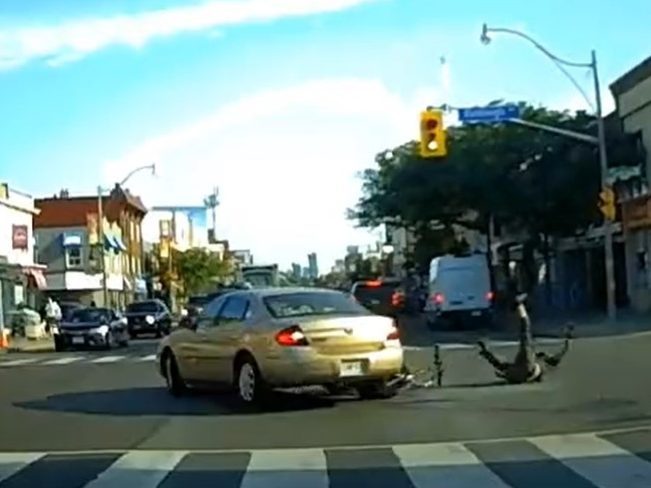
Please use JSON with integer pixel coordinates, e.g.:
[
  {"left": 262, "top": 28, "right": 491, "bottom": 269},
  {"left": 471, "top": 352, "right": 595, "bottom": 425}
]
[
  {"left": 104, "top": 331, "right": 114, "bottom": 350},
  {"left": 357, "top": 380, "right": 398, "bottom": 400},
  {"left": 163, "top": 351, "right": 186, "bottom": 397},
  {"left": 234, "top": 356, "right": 266, "bottom": 405}
]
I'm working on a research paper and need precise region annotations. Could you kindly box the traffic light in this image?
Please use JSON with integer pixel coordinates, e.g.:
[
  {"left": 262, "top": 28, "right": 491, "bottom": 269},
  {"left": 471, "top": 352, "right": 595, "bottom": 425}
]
[
  {"left": 598, "top": 186, "right": 616, "bottom": 221},
  {"left": 419, "top": 109, "right": 447, "bottom": 158}
]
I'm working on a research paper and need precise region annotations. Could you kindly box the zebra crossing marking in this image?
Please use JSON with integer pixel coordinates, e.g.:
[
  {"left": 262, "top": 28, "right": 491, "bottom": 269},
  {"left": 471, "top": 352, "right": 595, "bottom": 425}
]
[
  {"left": 41, "top": 356, "right": 85, "bottom": 365},
  {"left": 90, "top": 355, "right": 126, "bottom": 364},
  {"left": 84, "top": 450, "right": 187, "bottom": 488},
  {"left": 1, "top": 429, "right": 651, "bottom": 488},
  {"left": 240, "top": 448, "right": 328, "bottom": 488},
  {"left": 0, "top": 452, "right": 44, "bottom": 484},
  {"left": 530, "top": 433, "right": 651, "bottom": 488},
  {"left": 393, "top": 443, "right": 511, "bottom": 488},
  {"left": 0, "top": 358, "right": 40, "bottom": 367}
]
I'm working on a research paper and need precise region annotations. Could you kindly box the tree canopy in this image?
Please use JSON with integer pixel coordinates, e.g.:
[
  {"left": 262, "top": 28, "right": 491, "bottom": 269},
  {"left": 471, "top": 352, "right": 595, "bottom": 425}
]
[
  {"left": 349, "top": 103, "right": 642, "bottom": 267},
  {"left": 174, "top": 248, "right": 231, "bottom": 296}
]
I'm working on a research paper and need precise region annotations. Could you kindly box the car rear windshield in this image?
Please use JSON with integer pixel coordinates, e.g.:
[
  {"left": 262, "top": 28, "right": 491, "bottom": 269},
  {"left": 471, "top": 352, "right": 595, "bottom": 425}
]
[
  {"left": 264, "top": 292, "right": 366, "bottom": 318},
  {"left": 353, "top": 283, "right": 401, "bottom": 303},
  {"left": 126, "top": 301, "right": 159, "bottom": 313},
  {"left": 69, "top": 308, "right": 109, "bottom": 323}
]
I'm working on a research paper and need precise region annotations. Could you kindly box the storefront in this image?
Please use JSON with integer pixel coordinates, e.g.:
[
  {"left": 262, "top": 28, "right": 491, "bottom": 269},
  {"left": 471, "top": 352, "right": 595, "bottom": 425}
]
[
  {"left": 622, "top": 194, "right": 651, "bottom": 311},
  {"left": 0, "top": 185, "right": 47, "bottom": 335}
]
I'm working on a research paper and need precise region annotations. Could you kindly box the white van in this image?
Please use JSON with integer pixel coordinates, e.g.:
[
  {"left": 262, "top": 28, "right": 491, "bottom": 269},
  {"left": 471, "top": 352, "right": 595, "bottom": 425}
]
[{"left": 424, "top": 254, "right": 493, "bottom": 327}]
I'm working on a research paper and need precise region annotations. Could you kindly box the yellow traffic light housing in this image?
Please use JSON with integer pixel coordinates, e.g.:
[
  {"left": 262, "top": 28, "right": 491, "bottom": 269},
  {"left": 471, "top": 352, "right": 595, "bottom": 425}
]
[
  {"left": 419, "top": 109, "right": 447, "bottom": 158},
  {"left": 598, "top": 186, "right": 616, "bottom": 221}
]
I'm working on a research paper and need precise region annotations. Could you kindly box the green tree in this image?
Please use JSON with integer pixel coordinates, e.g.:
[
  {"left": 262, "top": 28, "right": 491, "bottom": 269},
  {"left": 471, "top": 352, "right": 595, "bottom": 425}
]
[
  {"left": 174, "top": 248, "right": 230, "bottom": 296},
  {"left": 349, "top": 104, "right": 630, "bottom": 299}
]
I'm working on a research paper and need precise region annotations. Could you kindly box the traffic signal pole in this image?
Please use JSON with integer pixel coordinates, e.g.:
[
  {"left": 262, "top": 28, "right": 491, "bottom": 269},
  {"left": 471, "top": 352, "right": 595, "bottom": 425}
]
[
  {"left": 592, "top": 49, "right": 617, "bottom": 321},
  {"left": 481, "top": 25, "right": 617, "bottom": 321}
]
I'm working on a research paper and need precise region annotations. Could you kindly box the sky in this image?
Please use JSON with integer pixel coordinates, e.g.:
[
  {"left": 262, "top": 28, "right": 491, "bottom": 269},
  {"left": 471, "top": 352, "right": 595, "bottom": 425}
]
[{"left": 1, "top": 0, "right": 650, "bottom": 271}]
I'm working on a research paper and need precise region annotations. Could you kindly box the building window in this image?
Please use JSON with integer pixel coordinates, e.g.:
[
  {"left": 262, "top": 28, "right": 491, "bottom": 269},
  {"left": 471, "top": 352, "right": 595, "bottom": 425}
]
[{"left": 66, "top": 246, "right": 82, "bottom": 268}]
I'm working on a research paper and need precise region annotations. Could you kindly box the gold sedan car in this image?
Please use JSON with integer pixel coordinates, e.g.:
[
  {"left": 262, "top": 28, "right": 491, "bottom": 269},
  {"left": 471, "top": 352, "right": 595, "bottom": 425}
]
[{"left": 157, "top": 288, "right": 404, "bottom": 405}]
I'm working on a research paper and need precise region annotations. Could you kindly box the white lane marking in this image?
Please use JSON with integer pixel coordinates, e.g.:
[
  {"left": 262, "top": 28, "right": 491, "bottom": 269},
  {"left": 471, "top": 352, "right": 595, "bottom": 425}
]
[
  {"left": 530, "top": 433, "right": 651, "bottom": 488},
  {"left": 0, "top": 358, "right": 40, "bottom": 367},
  {"left": 41, "top": 356, "right": 85, "bottom": 365},
  {"left": 0, "top": 452, "right": 45, "bottom": 483},
  {"left": 394, "top": 443, "right": 511, "bottom": 488},
  {"left": 84, "top": 450, "right": 186, "bottom": 488},
  {"left": 240, "top": 448, "right": 328, "bottom": 488},
  {"left": 91, "top": 355, "right": 126, "bottom": 364},
  {"left": 137, "top": 354, "right": 157, "bottom": 362}
]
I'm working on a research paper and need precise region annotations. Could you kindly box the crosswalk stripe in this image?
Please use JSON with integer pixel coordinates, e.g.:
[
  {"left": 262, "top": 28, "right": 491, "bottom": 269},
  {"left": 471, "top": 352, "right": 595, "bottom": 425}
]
[
  {"left": 90, "top": 355, "right": 126, "bottom": 364},
  {"left": 138, "top": 354, "right": 157, "bottom": 362},
  {"left": 0, "top": 358, "right": 40, "bottom": 367},
  {"left": 0, "top": 452, "right": 44, "bottom": 483},
  {"left": 240, "top": 449, "right": 328, "bottom": 488},
  {"left": 530, "top": 433, "right": 651, "bottom": 488},
  {"left": 393, "top": 443, "right": 511, "bottom": 488},
  {"left": 84, "top": 450, "right": 187, "bottom": 488},
  {"left": 41, "top": 356, "right": 85, "bottom": 365}
]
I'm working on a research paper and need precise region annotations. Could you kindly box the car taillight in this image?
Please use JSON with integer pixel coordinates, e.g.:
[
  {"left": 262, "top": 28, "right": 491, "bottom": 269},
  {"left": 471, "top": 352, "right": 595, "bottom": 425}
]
[
  {"left": 432, "top": 292, "right": 444, "bottom": 304},
  {"left": 387, "top": 321, "right": 400, "bottom": 341},
  {"left": 275, "top": 326, "right": 309, "bottom": 346},
  {"left": 486, "top": 291, "right": 495, "bottom": 302}
]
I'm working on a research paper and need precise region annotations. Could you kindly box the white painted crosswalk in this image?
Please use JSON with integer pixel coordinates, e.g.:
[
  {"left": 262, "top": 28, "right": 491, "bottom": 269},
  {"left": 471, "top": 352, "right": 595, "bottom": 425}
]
[
  {"left": 1, "top": 429, "right": 650, "bottom": 487},
  {"left": 0, "top": 353, "right": 158, "bottom": 368}
]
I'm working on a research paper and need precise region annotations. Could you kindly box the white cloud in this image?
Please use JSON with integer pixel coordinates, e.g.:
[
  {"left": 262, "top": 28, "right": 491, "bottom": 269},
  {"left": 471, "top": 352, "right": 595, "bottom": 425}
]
[
  {"left": 105, "top": 77, "right": 446, "bottom": 268},
  {"left": 0, "top": 0, "right": 374, "bottom": 69}
]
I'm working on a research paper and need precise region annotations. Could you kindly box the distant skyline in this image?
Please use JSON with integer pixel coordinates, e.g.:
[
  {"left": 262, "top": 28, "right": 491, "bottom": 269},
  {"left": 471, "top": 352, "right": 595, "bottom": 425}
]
[{"left": 1, "top": 0, "right": 650, "bottom": 269}]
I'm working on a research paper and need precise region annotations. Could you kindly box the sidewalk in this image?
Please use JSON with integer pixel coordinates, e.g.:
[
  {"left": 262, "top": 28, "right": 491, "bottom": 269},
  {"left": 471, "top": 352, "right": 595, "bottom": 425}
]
[{"left": 1, "top": 335, "right": 55, "bottom": 354}]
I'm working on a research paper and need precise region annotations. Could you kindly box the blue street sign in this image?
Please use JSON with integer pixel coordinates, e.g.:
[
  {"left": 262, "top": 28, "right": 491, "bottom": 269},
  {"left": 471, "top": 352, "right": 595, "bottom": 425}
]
[{"left": 458, "top": 105, "right": 520, "bottom": 123}]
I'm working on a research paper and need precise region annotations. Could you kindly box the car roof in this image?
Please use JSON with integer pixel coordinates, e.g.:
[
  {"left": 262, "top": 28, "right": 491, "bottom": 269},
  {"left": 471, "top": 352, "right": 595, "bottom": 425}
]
[{"left": 241, "top": 287, "right": 343, "bottom": 298}]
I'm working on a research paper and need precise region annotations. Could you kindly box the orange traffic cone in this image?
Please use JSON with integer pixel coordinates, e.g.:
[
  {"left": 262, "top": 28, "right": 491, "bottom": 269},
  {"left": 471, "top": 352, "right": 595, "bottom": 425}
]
[{"left": 0, "top": 329, "right": 9, "bottom": 349}]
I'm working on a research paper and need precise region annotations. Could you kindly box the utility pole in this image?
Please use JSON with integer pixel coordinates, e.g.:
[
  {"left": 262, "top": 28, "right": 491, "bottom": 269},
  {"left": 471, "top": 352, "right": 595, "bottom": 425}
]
[
  {"left": 592, "top": 49, "right": 617, "bottom": 320},
  {"left": 480, "top": 25, "right": 617, "bottom": 321}
]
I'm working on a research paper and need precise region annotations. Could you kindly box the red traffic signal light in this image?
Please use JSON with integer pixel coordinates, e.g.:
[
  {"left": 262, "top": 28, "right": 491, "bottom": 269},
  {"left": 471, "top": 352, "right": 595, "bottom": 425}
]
[{"left": 425, "top": 119, "right": 438, "bottom": 130}]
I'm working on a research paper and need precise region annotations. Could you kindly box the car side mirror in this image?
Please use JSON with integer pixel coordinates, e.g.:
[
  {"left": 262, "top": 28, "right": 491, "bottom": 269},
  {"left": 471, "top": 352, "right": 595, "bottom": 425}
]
[{"left": 120, "top": 317, "right": 128, "bottom": 326}]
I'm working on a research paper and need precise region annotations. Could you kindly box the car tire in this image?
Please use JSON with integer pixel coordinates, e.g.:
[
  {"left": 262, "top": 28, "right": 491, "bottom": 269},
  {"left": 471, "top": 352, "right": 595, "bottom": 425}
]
[
  {"left": 129, "top": 331, "right": 137, "bottom": 340},
  {"left": 357, "top": 380, "right": 397, "bottom": 400},
  {"left": 118, "top": 334, "right": 129, "bottom": 348},
  {"left": 234, "top": 355, "right": 266, "bottom": 406},
  {"left": 163, "top": 351, "right": 186, "bottom": 397}
]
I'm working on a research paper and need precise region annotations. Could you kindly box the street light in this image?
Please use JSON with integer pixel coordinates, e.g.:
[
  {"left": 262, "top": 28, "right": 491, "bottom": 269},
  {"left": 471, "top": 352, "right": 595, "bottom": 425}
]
[
  {"left": 97, "top": 163, "right": 156, "bottom": 306},
  {"left": 481, "top": 24, "right": 616, "bottom": 321}
]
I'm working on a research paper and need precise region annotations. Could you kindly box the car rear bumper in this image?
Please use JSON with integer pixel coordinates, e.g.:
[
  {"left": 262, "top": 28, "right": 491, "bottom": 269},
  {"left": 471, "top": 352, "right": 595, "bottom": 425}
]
[
  {"left": 55, "top": 331, "right": 108, "bottom": 348},
  {"left": 260, "top": 345, "right": 404, "bottom": 387}
]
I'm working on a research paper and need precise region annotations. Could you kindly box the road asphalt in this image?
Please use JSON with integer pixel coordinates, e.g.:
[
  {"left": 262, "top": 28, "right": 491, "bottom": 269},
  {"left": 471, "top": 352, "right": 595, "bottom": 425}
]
[{"left": 1, "top": 331, "right": 650, "bottom": 487}]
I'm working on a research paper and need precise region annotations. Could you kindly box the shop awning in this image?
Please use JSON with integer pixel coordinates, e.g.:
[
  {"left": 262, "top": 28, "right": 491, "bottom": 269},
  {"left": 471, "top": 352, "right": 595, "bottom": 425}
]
[
  {"left": 62, "top": 233, "right": 82, "bottom": 247},
  {"left": 114, "top": 235, "right": 128, "bottom": 252}
]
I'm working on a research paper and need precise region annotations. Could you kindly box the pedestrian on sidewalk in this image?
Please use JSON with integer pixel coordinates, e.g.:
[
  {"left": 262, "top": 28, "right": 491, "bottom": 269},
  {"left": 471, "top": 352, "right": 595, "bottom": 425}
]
[{"left": 44, "top": 297, "right": 62, "bottom": 335}]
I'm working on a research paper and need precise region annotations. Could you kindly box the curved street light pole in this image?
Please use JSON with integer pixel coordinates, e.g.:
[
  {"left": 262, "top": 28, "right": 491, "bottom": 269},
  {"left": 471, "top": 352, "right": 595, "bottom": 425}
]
[
  {"left": 97, "top": 163, "right": 156, "bottom": 307},
  {"left": 481, "top": 25, "right": 616, "bottom": 320}
]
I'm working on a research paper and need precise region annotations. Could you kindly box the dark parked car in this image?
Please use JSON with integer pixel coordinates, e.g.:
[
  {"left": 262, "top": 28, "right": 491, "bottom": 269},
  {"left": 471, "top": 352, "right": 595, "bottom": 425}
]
[
  {"left": 180, "top": 289, "right": 240, "bottom": 329},
  {"left": 350, "top": 278, "right": 406, "bottom": 317},
  {"left": 54, "top": 307, "right": 128, "bottom": 351},
  {"left": 125, "top": 299, "right": 172, "bottom": 338}
]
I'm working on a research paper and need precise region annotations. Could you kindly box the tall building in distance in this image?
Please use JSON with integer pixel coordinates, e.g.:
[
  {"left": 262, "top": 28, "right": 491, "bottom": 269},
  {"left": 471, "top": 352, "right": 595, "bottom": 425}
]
[
  {"left": 307, "top": 252, "right": 319, "bottom": 279},
  {"left": 291, "top": 263, "right": 301, "bottom": 280}
]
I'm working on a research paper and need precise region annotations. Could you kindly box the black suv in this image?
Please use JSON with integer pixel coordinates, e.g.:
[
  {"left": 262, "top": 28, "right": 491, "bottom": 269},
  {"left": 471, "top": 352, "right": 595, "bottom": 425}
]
[{"left": 124, "top": 299, "right": 172, "bottom": 338}]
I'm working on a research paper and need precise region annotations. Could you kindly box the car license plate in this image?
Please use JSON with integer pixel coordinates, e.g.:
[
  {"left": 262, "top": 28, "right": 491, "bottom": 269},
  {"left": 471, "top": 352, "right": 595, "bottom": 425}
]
[
  {"left": 340, "top": 361, "right": 363, "bottom": 377},
  {"left": 471, "top": 310, "right": 482, "bottom": 317},
  {"left": 72, "top": 337, "right": 85, "bottom": 345}
]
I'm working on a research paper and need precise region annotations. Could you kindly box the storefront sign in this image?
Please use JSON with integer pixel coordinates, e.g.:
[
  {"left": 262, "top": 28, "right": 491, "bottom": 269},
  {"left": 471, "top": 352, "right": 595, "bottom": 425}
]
[
  {"left": 12, "top": 225, "right": 28, "bottom": 249},
  {"left": 623, "top": 196, "right": 651, "bottom": 231}
]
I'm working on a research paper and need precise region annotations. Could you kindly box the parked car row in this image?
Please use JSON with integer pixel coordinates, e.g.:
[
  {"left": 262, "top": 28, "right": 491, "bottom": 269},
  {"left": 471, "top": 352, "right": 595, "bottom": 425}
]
[{"left": 52, "top": 298, "right": 173, "bottom": 351}]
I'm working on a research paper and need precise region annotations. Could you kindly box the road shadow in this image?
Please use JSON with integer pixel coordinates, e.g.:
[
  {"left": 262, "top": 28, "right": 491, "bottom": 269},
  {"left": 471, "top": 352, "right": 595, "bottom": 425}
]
[{"left": 15, "top": 386, "right": 339, "bottom": 416}]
